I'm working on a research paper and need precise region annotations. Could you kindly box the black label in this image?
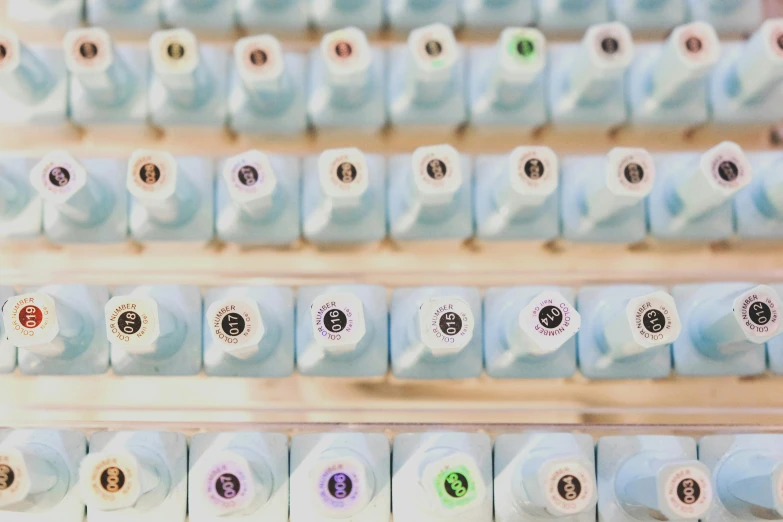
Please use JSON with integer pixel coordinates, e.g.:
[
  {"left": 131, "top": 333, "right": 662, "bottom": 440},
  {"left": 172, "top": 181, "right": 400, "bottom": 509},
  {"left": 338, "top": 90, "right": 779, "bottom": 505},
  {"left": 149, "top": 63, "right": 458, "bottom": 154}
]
[
  {"left": 516, "top": 39, "right": 535, "bottom": 57},
  {"left": 539, "top": 305, "right": 563, "bottom": 329},
  {"left": 337, "top": 162, "right": 357, "bottom": 183},
  {"left": 426, "top": 159, "right": 447, "bottom": 180},
  {"left": 624, "top": 163, "right": 644, "bottom": 184},
  {"left": 140, "top": 163, "right": 161, "bottom": 185},
  {"left": 328, "top": 472, "right": 353, "bottom": 499},
  {"left": 79, "top": 42, "right": 99, "bottom": 59},
  {"left": 524, "top": 158, "right": 544, "bottom": 180},
  {"left": 0, "top": 45, "right": 6, "bottom": 60},
  {"left": 557, "top": 475, "right": 582, "bottom": 501},
  {"left": 685, "top": 37, "right": 702, "bottom": 53},
  {"left": 717, "top": 161, "right": 739, "bottom": 182},
  {"left": 238, "top": 165, "right": 259, "bottom": 186},
  {"left": 0, "top": 464, "right": 15, "bottom": 490},
  {"left": 643, "top": 309, "right": 666, "bottom": 333},
  {"left": 100, "top": 467, "right": 126, "bottom": 493},
  {"left": 221, "top": 313, "right": 246, "bottom": 337},
  {"left": 335, "top": 41, "right": 353, "bottom": 58},
  {"left": 215, "top": 473, "right": 241, "bottom": 499},
  {"left": 676, "top": 478, "right": 701, "bottom": 504},
  {"left": 778, "top": 35, "right": 783, "bottom": 51},
  {"left": 48, "top": 167, "right": 71, "bottom": 187},
  {"left": 250, "top": 49, "right": 268, "bottom": 66},
  {"left": 749, "top": 301, "right": 772, "bottom": 326},
  {"left": 167, "top": 42, "right": 185, "bottom": 60},
  {"left": 444, "top": 472, "right": 469, "bottom": 498},
  {"left": 118, "top": 311, "right": 142, "bottom": 335},
  {"left": 325, "top": 308, "right": 348, "bottom": 333},
  {"left": 439, "top": 312, "right": 463, "bottom": 336},
  {"left": 425, "top": 40, "right": 443, "bottom": 57},
  {"left": 601, "top": 37, "right": 619, "bottom": 54}
]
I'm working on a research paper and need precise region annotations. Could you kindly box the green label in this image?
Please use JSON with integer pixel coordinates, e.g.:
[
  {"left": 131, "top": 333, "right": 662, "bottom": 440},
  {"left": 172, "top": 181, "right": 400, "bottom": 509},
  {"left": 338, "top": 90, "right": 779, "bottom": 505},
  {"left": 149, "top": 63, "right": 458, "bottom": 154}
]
[
  {"left": 433, "top": 465, "right": 478, "bottom": 509},
  {"left": 509, "top": 37, "right": 537, "bottom": 61}
]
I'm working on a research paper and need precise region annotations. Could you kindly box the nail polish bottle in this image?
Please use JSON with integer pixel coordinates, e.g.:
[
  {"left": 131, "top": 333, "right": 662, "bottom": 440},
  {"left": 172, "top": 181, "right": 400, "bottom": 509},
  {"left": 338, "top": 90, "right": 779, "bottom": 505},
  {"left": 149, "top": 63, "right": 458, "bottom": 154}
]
[
  {"left": 2, "top": 285, "right": 110, "bottom": 375},
  {"left": 0, "top": 287, "right": 16, "bottom": 373},
  {"left": 216, "top": 150, "right": 301, "bottom": 246},
  {"left": 735, "top": 152, "right": 783, "bottom": 241},
  {"left": 228, "top": 35, "right": 308, "bottom": 137},
  {"left": 709, "top": 19, "right": 783, "bottom": 130},
  {"left": 126, "top": 149, "right": 215, "bottom": 243},
  {"left": 308, "top": 27, "right": 386, "bottom": 132},
  {"left": 468, "top": 28, "right": 548, "bottom": 131},
  {"left": 609, "top": 0, "right": 687, "bottom": 33},
  {"left": 577, "top": 286, "right": 681, "bottom": 379},
  {"left": 385, "top": 0, "right": 460, "bottom": 31},
  {"left": 388, "top": 144, "right": 473, "bottom": 243},
  {"left": 647, "top": 141, "right": 751, "bottom": 241},
  {"left": 768, "top": 283, "right": 783, "bottom": 375},
  {"left": 148, "top": 28, "right": 229, "bottom": 137},
  {"left": 494, "top": 432, "right": 597, "bottom": 522},
  {"left": 0, "top": 428, "right": 86, "bottom": 521},
  {"left": 460, "top": 0, "right": 535, "bottom": 31},
  {"left": 390, "top": 286, "right": 483, "bottom": 379},
  {"left": 547, "top": 22, "right": 634, "bottom": 130},
  {"left": 310, "top": 0, "right": 384, "bottom": 31},
  {"left": 597, "top": 435, "right": 713, "bottom": 522},
  {"left": 64, "top": 27, "right": 150, "bottom": 138},
  {"left": 7, "top": 0, "right": 83, "bottom": 29},
  {"left": 0, "top": 30, "right": 69, "bottom": 141},
  {"left": 80, "top": 430, "right": 187, "bottom": 522},
  {"left": 535, "top": 0, "right": 610, "bottom": 34},
  {"left": 387, "top": 24, "right": 467, "bottom": 129},
  {"left": 699, "top": 433, "right": 783, "bottom": 522},
  {"left": 237, "top": 0, "right": 308, "bottom": 33},
  {"left": 0, "top": 157, "right": 42, "bottom": 241},
  {"left": 295, "top": 285, "right": 388, "bottom": 377},
  {"left": 473, "top": 146, "right": 559, "bottom": 241},
  {"left": 105, "top": 284, "right": 203, "bottom": 376},
  {"left": 161, "top": 0, "right": 236, "bottom": 32},
  {"left": 484, "top": 287, "right": 580, "bottom": 379},
  {"left": 672, "top": 282, "right": 781, "bottom": 377},
  {"left": 30, "top": 150, "right": 128, "bottom": 244},
  {"left": 290, "top": 432, "right": 390, "bottom": 522},
  {"left": 686, "top": 0, "right": 763, "bottom": 35},
  {"left": 189, "top": 431, "right": 289, "bottom": 522},
  {"left": 627, "top": 22, "right": 720, "bottom": 130},
  {"left": 85, "top": 0, "right": 162, "bottom": 32},
  {"left": 560, "top": 147, "right": 655, "bottom": 243},
  {"left": 301, "top": 147, "right": 386, "bottom": 245},
  {"left": 393, "top": 431, "right": 493, "bottom": 522},
  {"left": 202, "top": 285, "right": 294, "bottom": 377}
]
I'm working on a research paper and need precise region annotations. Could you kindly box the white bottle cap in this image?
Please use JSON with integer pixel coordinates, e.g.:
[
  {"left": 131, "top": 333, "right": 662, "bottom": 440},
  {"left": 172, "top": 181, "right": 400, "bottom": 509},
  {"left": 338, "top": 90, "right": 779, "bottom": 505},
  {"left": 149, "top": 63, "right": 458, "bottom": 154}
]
[
  {"left": 497, "top": 27, "right": 547, "bottom": 85},
  {"left": 584, "top": 148, "right": 655, "bottom": 223},
  {"left": 407, "top": 23, "right": 459, "bottom": 82},
  {"left": 727, "top": 285, "right": 782, "bottom": 344},
  {"left": 79, "top": 449, "right": 161, "bottom": 511},
  {"left": 196, "top": 449, "right": 271, "bottom": 517},
  {"left": 320, "top": 27, "right": 372, "bottom": 86},
  {"left": 62, "top": 27, "right": 113, "bottom": 74},
  {"left": 308, "top": 450, "right": 374, "bottom": 517},
  {"left": 497, "top": 146, "right": 559, "bottom": 214},
  {"left": 29, "top": 150, "right": 89, "bottom": 206},
  {"left": 411, "top": 144, "right": 463, "bottom": 206},
  {"left": 149, "top": 28, "right": 200, "bottom": 76},
  {"left": 602, "top": 291, "right": 682, "bottom": 360},
  {"left": 0, "top": 447, "right": 59, "bottom": 508},
  {"left": 420, "top": 450, "right": 486, "bottom": 515},
  {"left": 2, "top": 292, "right": 64, "bottom": 356},
  {"left": 567, "top": 22, "right": 633, "bottom": 101},
  {"left": 104, "top": 295, "right": 162, "bottom": 355},
  {"left": 126, "top": 149, "right": 179, "bottom": 203},
  {"left": 418, "top": 296, "right": 474, "bottom": 356},
  {"left": 734, "top": 19, "right": 783, "bottom": 103},
  {"left": 310, "top": 292, "right": 367, "bottom": 355},
  {"left": 0, "top": 30, "right": 20, "bottom": 73},
  {"left": 222, "top": 150, "right": 278, "bottom": 214},
  {"left": 206, "top": 297, "right": 266, "bottom": 360},
  {"left": 318, "top": 147, "right": 369, "bottom": 208},
  {"left": 234, "top": 34, "right": 285, "bottom": 90},
  {"left": 522, "top": 456, "right": 596, "bottom": 516},
  {"left": 510, "top": 291, "right": 581, "bottom": 357}
]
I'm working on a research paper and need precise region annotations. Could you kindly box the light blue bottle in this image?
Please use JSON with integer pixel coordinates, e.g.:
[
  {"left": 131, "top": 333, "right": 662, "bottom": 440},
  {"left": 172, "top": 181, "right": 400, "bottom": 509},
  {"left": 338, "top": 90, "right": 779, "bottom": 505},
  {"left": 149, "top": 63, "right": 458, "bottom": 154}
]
[
  {"left": 560, "top": 148, "right": 654, "bottom": 243},
  {"left": 769, "top": 283, "right": 783, "bottom": 375},
  {"left": 699, "top": 433, "right": 783, "bottom": 522},
  {"left": 308, "top": 27, "right": 386, "bottom": 132},
  {"left": 7, "top": 0, "right": 83, "bottom": 29},
  {"left": 85, "top": 0, "right": 162, "bottom": 31},
  {"left": 474, "top": 146, "right": 559, "bottom": 241},
  {"left": 709, "top": 19, "right": 783, "bottom": 129},
  {"left": 127, "top": 150, "right": 215, "bottom": 243},
  {"left": 494, "top": 432, "right": 597, "bottom": 522},
  {"left": 30, "top": 151, "right": 128, "bottom": 244},
  {"left": 80, "top": 430, "right": 187, "bottom": 521},
  {"left": 302, "top": 147, "right": 386, "bottom": 245},
  {"left": 148, "top": 28, "right": 229, "bottom": 135},
  {"left": 216, "top": 149, "right": 301, "bottom": 246},
  {"left": 735, "top": 152, "right": 783, "bottom": 241},
  {"left": 672, "top": 282, "right": 781, "bottom": 377},
  {"left": 390, "top": 286, "right": 483, "bottom": 379},
  {"left": 0, "top": 157, "right": 42, "bottom": 241},
  {"left": 460, "top": 0, "right": 535, "bottom": 31},
  {"left": 291, "top": 432, "right": 390, "bottom": 522},
  {"left": 295, "top": 284, "right": 388, "bottom": 377},
  {"left": 388, "top": 144, "right": 473, "bottom": 242},
  {"left": 105, "top": 284, "right": 203, "bottom": 376},
  {"left": 385, "top": 0, "right": 461, "bottom": 30},
  {"left": 202, "top": 285, "right": 294, "bottom": 377},
  {"left": 64, "top": 27, "right": 150, "bottom": 136},
  {"left": 627, "top": 22, "right": 720, "bottom": 129},
  {"left": 547, "top": 22, "right": 634, "bottom": 129},
  {"left": 386, "top": 24, "right": 467, "bottom": 129},
  {"left": 535, "top": 0, "right": 610, "bottom": 34},
  {"left": 687, "top": 0, "right": 763, "bottom": 34},
  {"left": 1, "top": 284, "right": 110, "bottom": 375},
  {"left": 0, "top": 286, "right": 17, "bottom": 374},
  {"left": 236, "top": 0, "right": 309, "bottom": 33},
  {"left": 597, "top": 435, "right": 713, "bottom": 522},
  {"left": 392, "top": 431, "right": 493, "bottom": 522},
  {"left": 189, "top": 431, "right": 289, "bottom": 521},
  {"left": 228, "top": 34, "right": 308, "bottom": 136},
  {"left": 484, "top": 286, "right": 580, "bottom": 379},
  {"left": 609, "top": 0, "right": 687, "bottom": 32},
  {"left": 647, "top": 142, "right": 751, "bottom": 241},
  {"left": 468, "top": 28, "right": 548, "bottom": 131},
  {"left": 0, "top": 428, "right": 86, "bottom": 521},
  {"left": 161, "top": 0, "right": 236, "bottom": 31},
  {"left": 577, "top": 285, "right": 681, "bottom": 379},
  {"left": 310, "top": 0, "right": 385, "bottom": 31},
  {"left": 0, "top": 30, "right": 69, "bottom": 138}
]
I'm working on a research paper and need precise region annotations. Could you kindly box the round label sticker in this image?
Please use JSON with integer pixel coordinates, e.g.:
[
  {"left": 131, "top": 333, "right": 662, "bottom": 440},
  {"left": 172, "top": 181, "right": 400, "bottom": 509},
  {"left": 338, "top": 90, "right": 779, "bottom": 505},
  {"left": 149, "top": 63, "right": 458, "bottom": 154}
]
[
  {"left": 238, "top": 165, "right": 259, "bottom": 186},
  {"left": 420, "top": 297, "right": 474, "bottom": 355},
  {"left": 319, "top": 149, "right": 368, "bottom": 200},
  {"left": 33, "top": 153, "right": 86, "bottom": 199},
  {"left": 204, "top": 460, "right": 252, "bottom": 510},
  {"left": 208, "top": 298, "right": 264, "bottom": 348},
  {"left": 0, "top": 463, "right": 16, "bottom": 491},
  {"left": 426, "top": 159, "right": 448, "bottom": 180},
  {"left": 3, "top": 293, "right": 57, "bottom": 345},
  {"left": 80, "top": 42, "right": 98, "bottom": 59},
  {"left": 311, "top": 293, "right": 366, "bottom": 353},
  {"left": 425, "top": 40, "right": 443, "bottom": 57},
  {"left": 414, "top": 149, "right": 459, "bottom": 192},
  {"left": 519, "top": 292, "right": 581, "bottom": 354},
  {"left": 337, "top": 162, "right": 357, "bottom": 184},
  {"left": 48, "top": 166, "right": 71, "bottom": 187},
  {"left": 105, "top": 297, "right": 159, "bottom": 346},
  {"left": 249, "top": 49, "right": 267, "bottom": 66},
  {"left": 612, "top": 151, "right": 654, "bottom": 194},
  {"left": 223, "top": 151, "right": 278, "bottom": 205},
  {"left": 524, "top": 158, "right": 545, "bottom": 180},
  {"left": 663, "top": 467, "right": 711, "bottom": 519},
  {"left": 631, "top": 298, "right": 678, "bottom": 346},
  {"left": 543, "top": 463, "right": 594, "bottom": 515},
  {"left": 314, "top": 302, "right": 353, "bottom": 336},
  {"left": 515, "top": 38, "right": 536, "bottom": 59},
  {"left": 507, "top": 147, "right": 558, "bottom": 197},
  {"left": 411, "top": 26, "right": 455, "bottom": 69},
  {"left": 167, "top": 42, "right": 185, "bottom": 60},
  {"left": 322, "top": 29, "right": 369, "bottom": 73},
  {"left": 737, "top": 290, "right": 780, "bottom": 338},
  {"left": 601, "top": 37, "right": 620, "bottom": 55},
  {"left": 315, "top": 463, "right": 365, "bottom": 512},
  {"left": 238, "top": 36, "right": 283, "bottom": 80},
  {"left": 678, "top": 29, "right": 713, "bottom": 62},
  {"left": 433, "top": 465, "right": 478, "bottom": 510},
  {"left": 623, "top": 163, "right": 644, "bottom": 185},
  {"left": 127, "top": 151, "right": 176, "bottom": 199},
  {"left": 86, "top": 456, "right": 136, "bottom": 503},
  {"left": 334, "top": 41, "right": 352, "bottom": 58},
  {"left": 139, "top": 163, "right": 161, "bottom": 185},
  {"left": 684, "top": 36, "right": 702, "bottom": 53}
]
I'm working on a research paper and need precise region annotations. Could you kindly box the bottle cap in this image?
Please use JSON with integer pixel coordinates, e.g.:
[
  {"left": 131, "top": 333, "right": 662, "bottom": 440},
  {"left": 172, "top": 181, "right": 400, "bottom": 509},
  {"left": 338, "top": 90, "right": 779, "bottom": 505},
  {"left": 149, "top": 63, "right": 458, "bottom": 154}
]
[
  {"left": 206, "top": 297, "right": 266, "bottom": 360},
  {"left": 656, "top": 462, "right": 713, "bottom": 520},
  {"left": 729, "top": 285, "right": 781, "bottom": 344},
  {"left": 408, "top": 23, "right": 459, "bottom": 75},
  {"left": 525, "top": 457, "right": 596, "bottom": 516},
  {"left": 582, "top": 22, "right": 634, "bottom": 72},
  {"left": 411, "top": 144, "right": 463, "bottom": 206},
  {"left": 29, "top": 151, "right": 88, "bottom": 204},
  {"left": 420, "top": 450, "right": 485, "bottom": 515},
  {"left": 2, "top": 292, "right": 60, "bottom": 348},
  {"left": 235, "top": 34, "right": 285, "bottom": 87},
  {"left": 0, "top": 30, "right": 20, "bottom": 73},
  {"left": 0, "top": 447, "right": 55, "bottom": 508},
  {"left": 80, "top": 450, "right": 149, "bottom": 511},
  {"left": 104, "top": 295, "right": 162, "bottom": 354},
  {"left": 197, "top": 449, "right": 270, "bottom": 516},
  {"left": 604, "top": 147, "right": 655, "bottom": 198},
  {"left": 222, "top": 150, "right": 278, "bottom": 210},
  {"left": 320, "top": 27, "right": 371, "bottom": 83},
  {"left": 318, "top": 147, "right": 369, "bottom": 207},
  {"left": 668, "top": 22, "right": 720, "bottom": 76},
  {"left": 310, "top": 292, "right": 367, "bottom": 355},
  {"left": 149, "top": 28, "right": 199, "bottom": 75},
  {"left": 309, "top": 451, "right": 374, "bottom": 517},
  {"left": 697, "top": 141, "right": 753, "bottom": 196},
  {"left": 63, "top": 27, "right": 113, "bottom": 73},
  {"left": 516, "top": 291, "right": 581, "bottom": 355},
  {"left": 506, "top": 146, "right": 558, "bottom": 200},
  {"left": 418, "top": 296, "right": 474, "bottom": 356},
  {"left": 625, "top": 290, "right": 682, "bottom": 349},
  {"left": 498, "top": 27, "right": 546, "bottom": 84},
  {"left": 127, "top": 149, "right": 179, "bottom": 202}
]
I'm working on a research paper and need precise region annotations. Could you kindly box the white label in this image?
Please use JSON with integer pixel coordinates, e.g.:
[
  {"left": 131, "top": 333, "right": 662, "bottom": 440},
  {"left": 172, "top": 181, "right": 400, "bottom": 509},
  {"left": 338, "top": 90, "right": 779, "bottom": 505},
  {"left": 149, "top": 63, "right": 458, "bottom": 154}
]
[
  {"left": 735, "top": 287, "right": 781, "bottom": 341},
  {"left": 30, "top": 151, "right": 88, "bottom": 203},
  {"left": 519, "top": 291, "right": 581, "bottom": 353},
  {"left": 2, "top": 293, "right": 59, "bottom": 346},
  {"left": 83, "top": 453, "right": 141, "bottom": 510},
  {"left": 605, "top": 147, "right": 655, "bottom": 197},
  {"left": 542, "top": 462, "right": 594, "bottom": 515},
  {"left": 236, "top": 35, "right": 284, "bottom": 82},
  {"left": 318, "top": 148, "right": 369, "bottom": 202},
  {"left": 207, "top": 298, "right": 265, "bottom": 356},
  {"left": 627, "top": 291, "right": 682, "bottom": 348},
  {"left": 150, "top": 28, "right": 199, "bottom": 73},
  {"left": 663, "top": 466, "right": 712, "bottom": 519},
  {"left": 508, "top": 146, "right": 558, "bottom": 196},
  {"left": 412, "top": 145, "right": 462, "bottom": 202},
  {"left": 222, "top": 151, "right": 277, "bottom": 205},
  {"left": 64, "top": 28, "right": 112, "bottom": 72},
  {"left": 126, "top": 150, "right": 177, "bottom": 200},
  {"left": 409, "top": 23, "right": 457, "bottom": 70},
  {"left": 312, "top": 459, "right": 368, "bottom": 515},
  {"left": 104, "top": 296, "right": 160, "bottom": 347},
  {"left": 203, "top": 458, "right": 254, "bottom": 512},
  {"left": 321, "top": 28, "right": 370, "bottom": 75},
  {"left": 419, "top": 297, "right": 474, "bottom": 356},
  {"left": 310, "top": 293, "right": 366, "bottom": 354}
]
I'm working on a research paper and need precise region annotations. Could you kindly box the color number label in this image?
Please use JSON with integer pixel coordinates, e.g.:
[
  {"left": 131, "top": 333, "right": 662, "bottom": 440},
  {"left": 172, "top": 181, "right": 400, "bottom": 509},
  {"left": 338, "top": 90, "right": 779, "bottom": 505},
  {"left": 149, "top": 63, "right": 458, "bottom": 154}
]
[
  {"left": 18, "top": 305, "right": 42, "bottom": 329},
  {"left": 100, "top": 466, "right": 126, "bottom": 493},
  {"left": 0, "top": 464, "right": 15, "bottom": 491}
]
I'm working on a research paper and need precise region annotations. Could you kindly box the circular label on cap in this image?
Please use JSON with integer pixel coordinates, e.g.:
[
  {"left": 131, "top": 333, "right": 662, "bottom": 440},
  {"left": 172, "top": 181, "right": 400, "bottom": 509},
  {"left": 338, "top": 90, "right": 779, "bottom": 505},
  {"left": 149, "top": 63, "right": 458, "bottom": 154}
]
[
  {"left": 0, "top": 463, "right": 16, "bottom": 491},
  {"left": 128, "top": 153, "right": 174, "bottom": 196},
  {"left": 425, "top": 40, "right": 443, "bottom": 57},
  {"left": 223, "top": 153, "right": 277, "bottom": 204},
  {"left": 204, "top": 460, "right": 251, "bottom": 509},
  {"left": 320, "top": 150, "right": 368, "bottom": 200},
  {"left": 4, "top": 294, "right": 56, "bottom": 342},
  {"left": 48, "top": 167, "right": 71, "bottom": 187},
  {"left": 66, "top": 32, "right": 109, "bottom": 70},
  {"left": 511, "top": 38, "right": 536, "bottom": 60},
  {"left": 601, "top": 37, "right": 620, "bottom": 55},
  {"left": 239, "top": 38, "right": 282, "bottom": 78},
  {"left": 632, "top": 299, "right": 676, "bottom": 344},
  {"left": 315, "top": 302, "right": 352, "bottom": 335},
  {"left": 427, "top": 301, "right": 472, "bottom": 346},
  {"left": 167, "top": 42, "right": 185, "bottom": 59},
  {"left": 80, "top": 43, "right": 98, "bottom": 59},
  {"left": 250, "top": 49, "right": 267, "bottom": 66},
  {"left": 86, "top": 456, "right": 139, "bottom": 507},
  {"left": 34, "top": 155, "right": 85, "bottom": 199},
  {"left": 105, "top": 298, "right": 157, "bottom": 345},
  {"left": 664, "top": 467, "right": 711, "bottom": 518},
  {"left": 433, "top": 465, "right": 479, "bottom": 509},
  {"left": 524, "top": 296, "right": 577, "bottom": 339},
  {"left": 209, "top": 300, "right": 262, "bottom": 347},
  {"left": 738, "top": 291, "right": 780, "bottom": 337},
  {"left": 524, "top": 158, "right": 545, "bottom": 180},
  {"left": 312, "top": 295, "right": 366, "bottom": 350},
  {"left": 678, "top": 29, "right": 712, "bottom": 62},
  {"left": 316, "top": 462, "right": 364, "bottom": 511},
  {"left": 334, "top": 41, "right": 352, "bottom": 58},
  {"left": 544, "top": 463, "right": 594, "bottom": 514},
  {"left": 416, "top": 152, "right": 456, "bottom": 189},
  {"left": 0, "top": 44, "right": 6, "bottom": 60},
  {"left": 614, "top": 154, "right": 653, "bottom": 194}
]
